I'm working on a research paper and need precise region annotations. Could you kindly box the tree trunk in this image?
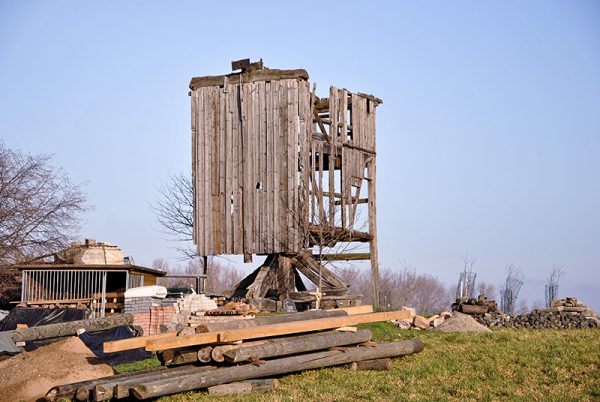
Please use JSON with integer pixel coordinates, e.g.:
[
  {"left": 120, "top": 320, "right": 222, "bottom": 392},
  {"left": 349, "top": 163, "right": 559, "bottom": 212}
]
[
  {"left": 224, "top": 329, "right": 372, "bottom": 363},
  {"left": 10, "top": 313, "right": 134, "bottom": 342},
  {"left": 131, "top": 340, "right": 424, "bottom": 399}
]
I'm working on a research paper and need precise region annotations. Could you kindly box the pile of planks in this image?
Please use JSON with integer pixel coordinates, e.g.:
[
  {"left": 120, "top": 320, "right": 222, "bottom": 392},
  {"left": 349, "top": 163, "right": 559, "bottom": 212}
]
[{"left": 45, "top": 306, "right": 423, "bottom": 401}]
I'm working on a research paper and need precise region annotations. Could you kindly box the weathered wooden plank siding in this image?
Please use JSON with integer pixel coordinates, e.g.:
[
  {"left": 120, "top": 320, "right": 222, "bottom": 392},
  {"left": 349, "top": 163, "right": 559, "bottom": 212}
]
[{"left": 191, "top": 78, "right": 311, "bottom": 257}]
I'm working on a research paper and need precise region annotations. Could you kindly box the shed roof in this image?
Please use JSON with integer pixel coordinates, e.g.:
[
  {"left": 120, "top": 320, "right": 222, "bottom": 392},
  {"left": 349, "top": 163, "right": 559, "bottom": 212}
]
[{"left": 13, "top": 263, "right": 167, "bottom": 277}]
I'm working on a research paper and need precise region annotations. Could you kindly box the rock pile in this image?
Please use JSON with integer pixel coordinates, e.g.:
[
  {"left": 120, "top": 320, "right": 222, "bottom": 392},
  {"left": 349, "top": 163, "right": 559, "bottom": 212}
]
[
  {"left": 391, "top": 307, "right": 452, "bottom": 330},
  {"left": 472, "top": 297, "right": 599, "bottom": 329}
]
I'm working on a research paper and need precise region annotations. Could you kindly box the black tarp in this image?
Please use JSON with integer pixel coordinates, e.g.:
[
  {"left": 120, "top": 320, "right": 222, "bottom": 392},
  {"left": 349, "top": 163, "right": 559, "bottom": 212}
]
[
  {"left": 79, "top": 325, "right": 151, "bottom": 365},
  {"left": 0, "top": 307, "right": 86, "bottom": 331}
]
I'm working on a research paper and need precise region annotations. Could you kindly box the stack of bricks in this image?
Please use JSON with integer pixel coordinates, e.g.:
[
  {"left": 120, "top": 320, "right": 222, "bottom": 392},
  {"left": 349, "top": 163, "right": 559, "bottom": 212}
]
[
  {"left": 124, "top": 296, "right": 161, "bottom": 314},
  {"left": 174, "top": 294, "right": 218, "bottom": 314},
  {"left": 125, "top": 293, "right": 244, "bottom": 334},
  {"left": 148, "top": 305, "right": 176, "bottom": 335},
  {"left": 125, "top": 296, "right": 179, "bottom": 335}
]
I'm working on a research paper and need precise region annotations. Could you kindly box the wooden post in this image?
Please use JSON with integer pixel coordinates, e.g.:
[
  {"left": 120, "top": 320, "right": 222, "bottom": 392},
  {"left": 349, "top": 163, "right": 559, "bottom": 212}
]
[{"left": 367, "top": 158, "right": 380, "bottom": 309}]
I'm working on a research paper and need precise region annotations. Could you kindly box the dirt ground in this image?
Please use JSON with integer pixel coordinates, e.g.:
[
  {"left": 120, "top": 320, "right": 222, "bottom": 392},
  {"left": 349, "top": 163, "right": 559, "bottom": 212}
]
[{"left": 0, "top": 336, "right": 114, "bottom": 402}]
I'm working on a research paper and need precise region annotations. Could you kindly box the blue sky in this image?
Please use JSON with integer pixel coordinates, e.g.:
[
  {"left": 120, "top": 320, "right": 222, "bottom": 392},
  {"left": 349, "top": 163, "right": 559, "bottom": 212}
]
[{"left": 1, "top": 1, "right": 599, "bottom": 310}]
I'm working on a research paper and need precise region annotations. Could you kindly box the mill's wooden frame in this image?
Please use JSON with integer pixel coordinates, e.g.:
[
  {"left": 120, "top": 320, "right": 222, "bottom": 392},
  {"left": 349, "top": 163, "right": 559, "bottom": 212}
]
[{"left": 190, "top": 63, "right": 381, "bottom": 308}]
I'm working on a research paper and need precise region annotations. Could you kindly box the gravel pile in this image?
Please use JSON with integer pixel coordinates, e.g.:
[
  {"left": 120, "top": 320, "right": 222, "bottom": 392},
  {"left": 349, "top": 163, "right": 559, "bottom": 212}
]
[{"left": 436, "top": 312, "right": 491, "bottom": 333}]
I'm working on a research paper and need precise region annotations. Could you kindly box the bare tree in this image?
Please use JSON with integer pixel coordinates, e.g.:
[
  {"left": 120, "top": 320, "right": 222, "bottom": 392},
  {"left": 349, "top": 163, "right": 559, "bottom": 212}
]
[
  {"left": 476, "top": 281, "right": 497, "bottom": 300},
  {"left": 0, "top": 142, "right": 90, "bottom": 264},
  {"left": 499, "top": 264, "right": 525, "bottom": 315},
  {"left": 545, "top": 264, "right": 564, "bottom": 307},
  {"left": 455, "top": 252, "right": 477, "bottom": 300},
  {"left": 0, "top": 143, "right": 89, "bottom": 308},
  {"left": 339, "top": 262, "right": 451, "bottom": 314},
  {"left": 151, "top": 257, "right": 171, "bottom": 272},
  {"left": 152, "top": 172, "right": 195, "bottom": 259}
]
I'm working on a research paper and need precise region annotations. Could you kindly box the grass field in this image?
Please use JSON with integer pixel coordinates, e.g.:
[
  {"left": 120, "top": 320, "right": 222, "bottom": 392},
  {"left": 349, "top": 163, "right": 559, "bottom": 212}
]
[{"left": 115, "top": 323, "right": 600, "bottom": 401}]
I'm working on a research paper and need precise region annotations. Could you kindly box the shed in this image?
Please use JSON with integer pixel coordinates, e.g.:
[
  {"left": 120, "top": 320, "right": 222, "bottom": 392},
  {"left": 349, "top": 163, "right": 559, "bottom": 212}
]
[{"left": 14, "top": 240, "right": 166, "bottom": 316}]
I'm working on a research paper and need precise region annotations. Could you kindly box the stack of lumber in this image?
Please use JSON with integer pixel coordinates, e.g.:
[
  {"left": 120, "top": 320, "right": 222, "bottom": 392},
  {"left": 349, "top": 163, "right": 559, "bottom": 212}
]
[
  {"left": 204, "top": 301, "right": 257, "bottom": 316},
  {"left": 45, "top": 306, "right": 423, "bottom": 400}
]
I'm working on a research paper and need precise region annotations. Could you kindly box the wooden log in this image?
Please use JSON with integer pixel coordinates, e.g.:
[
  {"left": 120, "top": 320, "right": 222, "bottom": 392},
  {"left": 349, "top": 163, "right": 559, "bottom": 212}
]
[
  {"left": 10, "top": 313, "right": 134, "bottom": 343},
  {"left": 224, "top": 329, "right": 372, "bottom": 363},
  {"left": 91, "top": 366, "right": 217, "bottom": 401},
  {"left": 212, "top": 340, "right": 267, "bottom": 363},
  {"left": 157, "top": 349, "right": 176, "bottom": 365},
  {"left": 207, "top": 379, "right": 279, "bottom": 396},
  {"left": 194, "top": 309, "right": 348, "bottom": 333},
  {"left": 460, "top": 304, "right": 489, "bottom": 314},
  {"left": 45, "top": 366, "right": 167, "bottom": 402},
  {"left": 348, "top": 358, "right": 392, "bottom": 371},
  {"left": 146, "top": 310, "right": 411, "bottom": 351},
  {"left": 104, "top": 332, "right": 177, "bottom": 353},
  {"left": 197, "top": 346, "right": 214, "bottom": 363},
  {"left": 171, "top": 348, "right": 202, "bottom": 365},
  {"left": 328, "top": 305, "right": 373, "bottom": 315},
  {"left": 131, "top": 340, "right": 424, "bottom": 399}
]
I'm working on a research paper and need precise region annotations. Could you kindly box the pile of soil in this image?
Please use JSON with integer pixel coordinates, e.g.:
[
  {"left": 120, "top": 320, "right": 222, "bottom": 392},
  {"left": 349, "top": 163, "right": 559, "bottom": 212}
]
[
  {"left": 436, "top": 312, "right": 491, "bottom": 333},
  {"left": 0, "top": 336, "right": 114, "bottom": 402}
]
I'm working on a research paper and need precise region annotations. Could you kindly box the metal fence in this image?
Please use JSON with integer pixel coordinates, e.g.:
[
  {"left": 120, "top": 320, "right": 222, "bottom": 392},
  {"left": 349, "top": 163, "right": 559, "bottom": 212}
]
[{"left": 21, "top": 270, "right": 116, "bottom": 317}]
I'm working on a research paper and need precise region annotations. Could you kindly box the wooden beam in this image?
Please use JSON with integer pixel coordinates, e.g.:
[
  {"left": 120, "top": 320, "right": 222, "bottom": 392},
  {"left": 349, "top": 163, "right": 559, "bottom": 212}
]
[
  {"left": 145, "top": 311, "right": 411, "bottom": 351},
  {"left": 334, "top": 198, "right": 367, "bottom": 205},
  {"left": 103, "top": 333, "right": 177, "bottom": 353},
  {"left": 327, "top": 305, "right": 373, "bottom": 315},
  {"left": 146, "top": 332, "right": 219, "bottom": 352},
  {"left": 311, "top": 253, "right": 371, "bottom": 261},
  {"left": 189, "top": 69, "right": 309, "bottom": 90},
  {"left": 307, "top": 225, "right": 373, "bottom": 243},
  {"left": 219, "top": 311, "right": 407, "bottom": 343}
]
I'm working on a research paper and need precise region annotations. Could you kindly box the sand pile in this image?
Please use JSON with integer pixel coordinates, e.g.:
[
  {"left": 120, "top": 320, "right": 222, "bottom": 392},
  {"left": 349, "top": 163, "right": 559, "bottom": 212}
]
[
  {"left": 436, "top": 312, "right": 491, "bottom": 333},
  {"left": 0, "top": 336, "right": 114, "bottom": 402}
]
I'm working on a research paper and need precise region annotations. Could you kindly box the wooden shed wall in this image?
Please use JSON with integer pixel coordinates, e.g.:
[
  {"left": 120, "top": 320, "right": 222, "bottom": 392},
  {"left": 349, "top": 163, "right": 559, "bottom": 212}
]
[{"left": 191, "top": 78, "right": 311, "bottom": 256}]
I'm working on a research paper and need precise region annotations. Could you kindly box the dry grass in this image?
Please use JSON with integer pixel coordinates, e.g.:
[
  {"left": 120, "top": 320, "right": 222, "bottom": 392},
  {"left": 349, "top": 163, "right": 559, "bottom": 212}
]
[{"left": 115, "top": 323, "right": 600, "bottom": 401}]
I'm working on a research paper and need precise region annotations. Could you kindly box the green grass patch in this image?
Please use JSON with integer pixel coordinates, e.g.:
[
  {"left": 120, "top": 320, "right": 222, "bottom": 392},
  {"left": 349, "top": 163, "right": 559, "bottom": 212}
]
[{"left": 113, "top": 325, "right": 600, "bottom": 401}]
